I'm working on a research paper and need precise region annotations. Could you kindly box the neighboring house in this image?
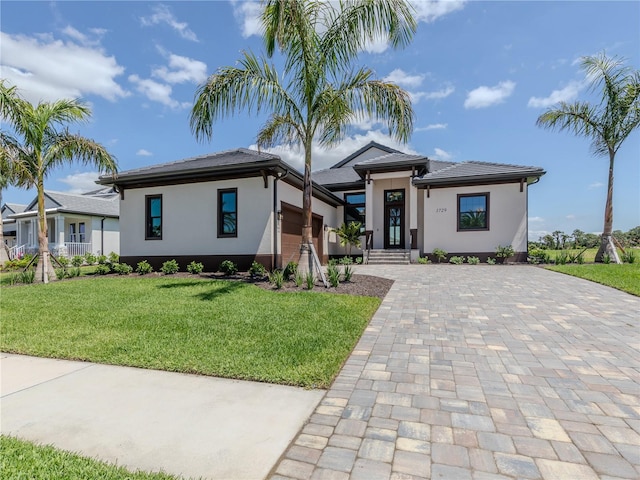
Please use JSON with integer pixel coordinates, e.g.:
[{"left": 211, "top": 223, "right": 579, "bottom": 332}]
[
  {"left": 6, "top": 188, "right": 120, "bottom": 259},
  {"left": 2, "top": 203, "right": 27, "bottom": 248},
  {"left": 98, "top": 142, "right": 544, "bottom": 270}
]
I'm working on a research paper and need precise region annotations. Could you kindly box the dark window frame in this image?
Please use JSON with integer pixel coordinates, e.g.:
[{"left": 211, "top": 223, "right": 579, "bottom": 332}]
[
  {"left": 344, "top": 192, "right": 366, "bottom": 233},
  {"left": 78, "top": 222, "right": 86, "bottom": 243},
  {"left": 218, "top": 188, "right": 238, "bottom": 238},
  {"left": 145, "top": 194, "right": 163, "bottom": 240},
  {"left": 457, "top": 192, "right": 490, "bottom": 232}
]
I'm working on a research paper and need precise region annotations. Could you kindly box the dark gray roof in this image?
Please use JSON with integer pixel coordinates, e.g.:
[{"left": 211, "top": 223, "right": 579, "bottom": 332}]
[
  {"left": 353, "top": 152, "right": 428, "bottom": 172},
  {"left": 100, "top": 148, "right": 280, "bottom": 183},
  {"left": 331, "top": 141, "right": 402, "bottom": 169},
  {"left": 414, "top": 161, "right": 546, "bottom": 186},
  {"left": 312, "top": 167, "right": 361, "bottom": 187},
  {"left": 18, "top": 191, "right": 119, "bottom": 218},
  {"left": 2, "top": 203, "right": 27, "bottom": 214}
]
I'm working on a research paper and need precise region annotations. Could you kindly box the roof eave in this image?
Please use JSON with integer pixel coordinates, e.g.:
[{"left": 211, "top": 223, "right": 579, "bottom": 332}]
[{"left": 413, "top": 171, "right": 546, "bottom": 188}]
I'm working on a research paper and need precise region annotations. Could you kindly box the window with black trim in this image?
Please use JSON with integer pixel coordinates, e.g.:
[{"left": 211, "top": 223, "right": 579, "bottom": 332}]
[
  {"left": 218, "top": 188, "right": 237, "bottom": 237},
  {"left": 344, "top": 192, "right": 365, "bottom": 232},
  {"left": 458, "top": 193, "right": 489, "bottom": 231},
  {"left": 78, "top": 222, "right": 86, "bottom": 243},
  {"left": 146, "top": 195, "right": 162, "bottom": 239}
]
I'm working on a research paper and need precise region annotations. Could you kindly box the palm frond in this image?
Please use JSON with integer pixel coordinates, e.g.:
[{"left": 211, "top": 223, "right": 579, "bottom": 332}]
[
  {"left": 44, "top": 131, "right": 118, "bottom": 176},
  {"left": 256, "top": 114, "right": 303, "bottom": 148}
]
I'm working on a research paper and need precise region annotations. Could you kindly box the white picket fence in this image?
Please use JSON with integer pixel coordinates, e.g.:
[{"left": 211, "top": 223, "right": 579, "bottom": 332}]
[{"left": 8, "top": 243, "right": 92, "bottom": 260}]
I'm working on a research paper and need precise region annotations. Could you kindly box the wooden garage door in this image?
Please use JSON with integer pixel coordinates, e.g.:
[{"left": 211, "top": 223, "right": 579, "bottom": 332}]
[{"left": 281, "top": 203, "right": 323, "bottom": 266}]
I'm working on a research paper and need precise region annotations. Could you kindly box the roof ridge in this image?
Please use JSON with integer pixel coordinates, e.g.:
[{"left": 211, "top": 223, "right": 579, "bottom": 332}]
[{"left": 465, "top": 160, "right": 544, "bottom": 170}]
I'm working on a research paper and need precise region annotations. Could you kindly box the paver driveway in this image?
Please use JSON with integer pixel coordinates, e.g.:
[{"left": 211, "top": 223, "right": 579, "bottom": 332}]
[{"left": 271, "top": 265, "right": 640, "bottom": 480}]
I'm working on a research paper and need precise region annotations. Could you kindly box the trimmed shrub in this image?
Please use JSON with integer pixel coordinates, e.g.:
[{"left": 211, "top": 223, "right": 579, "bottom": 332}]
[
  {"left": 417, "top": 256, "right": 429, "bottom": 264},
  {"left": 84, "top": 252, "right": 97, "bottom": 265},
  {"left": 338, "top": 256, "right": 353, "bottom": 265},
  {"left": 467, "top": 256, "right": 480, "bottom": 265},
  {"left": 495, "top": 244, "right": 515, "bottom": 259},
  {"left": 108, "top": 252, "right": 120, "bottom": 264},
  {"left": 283, "top": 261, "right": 298, "bottom": 280},
  {"left": 57, "top": 256, "right": 70, "bottom": 268},
  {"left": 219, "top": 260, "right": 238, "bottom": 276},
  {"left": 432, "top": 248, "right": 447, "bottom": 263},
  {"left": 486, "top": 257, "right": 496, "bottom": 265},
  {"left": 136, "top": 260, "right": 153, "bottom": 275},
  {"left": 113, "top": 263, "right": 133, "bottom": 275},
  {"left": 55, "top": 268, "right": 68, "bottom": 280},
  {"left": 186, "top": 261, "right": 204, "bottom": 274},
  {"left": 355, "top": 257, "right": 363, "bottom": 264},
  {"left": 161, "top": 259, "right": 179, "bottom": 274},
  {"left": 249, "top": 261, "right": 267, "bottom": 278},
  {"left": 71, "top": 255, "right": 84, "bottom": 268},
  {"left": 449, "top": 256, "right": 465, "bottom": 265},
  {"left": 95, "top": 264, "right": 111, "bottom": 275},
  {"left": 97, "top": 255, "right": 108, "bottom": 265}
]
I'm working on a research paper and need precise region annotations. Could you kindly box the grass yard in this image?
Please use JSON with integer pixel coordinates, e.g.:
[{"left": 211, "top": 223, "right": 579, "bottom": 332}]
[
  {"left": 547, "top": 263, "right": 640, "bottom": 296},
  {"left": 0, "top": 436, "right": 177, "bottom": 479},
  {"left": 1, "top": 277, "right": 380, "bottom": 388}
]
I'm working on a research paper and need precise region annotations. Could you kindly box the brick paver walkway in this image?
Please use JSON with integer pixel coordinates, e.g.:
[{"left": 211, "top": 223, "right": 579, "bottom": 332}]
[{"left": 270, "top": 265, "right": 640, "bottom": 480}]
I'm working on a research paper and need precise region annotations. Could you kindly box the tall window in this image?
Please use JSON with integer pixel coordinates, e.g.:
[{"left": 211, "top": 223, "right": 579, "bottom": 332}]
[
  {"left": 218, "top": 188, "right": 237, "bottom": 237},
  {"left": 344, "top": 192, "right": 365, "bottom": 232},
  {"left": 458, "top": 193, "right": 489, "bottom": 231},
  {"left": 146, "top": 195, "right": 162, "bottom": 239},
  {"left": 68, "top": 223, "right": 77, "bottom": 242},
  {"left": 78, "top": 222, "right": 86, "bottom": 243}
]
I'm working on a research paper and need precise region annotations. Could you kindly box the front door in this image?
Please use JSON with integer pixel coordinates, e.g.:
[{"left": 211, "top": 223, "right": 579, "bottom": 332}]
[{"left": 384, "top": 189, "right": 405, "bottom": 249}]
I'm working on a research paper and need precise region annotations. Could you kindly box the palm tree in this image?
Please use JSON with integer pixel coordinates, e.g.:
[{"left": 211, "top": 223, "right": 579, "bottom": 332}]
[
  {"left": 0, "top": 149, "right": 15, "bottom": 263},
  {"left": 334, "top": 221, "right": 363, "bottom": 257},
  {"left": 191, "top": 0, "right": 416, "bottom": 273},
  {"left": 536, "top": 53, "right": 640, "bottom": 263},
  {"left": 0, "top": 81, "right": 117, "bottom": 282}
]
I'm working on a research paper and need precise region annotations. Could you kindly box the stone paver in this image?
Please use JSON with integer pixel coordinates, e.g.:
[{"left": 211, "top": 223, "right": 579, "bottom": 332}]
[{"left": 270, "top": 265, "right": 640, "bottom": 479}]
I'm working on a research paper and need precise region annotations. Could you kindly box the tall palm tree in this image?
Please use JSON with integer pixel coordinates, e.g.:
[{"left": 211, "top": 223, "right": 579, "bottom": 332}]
[
  {"left": 191, "top": 0, "right": 416, "bottom": 272},
  {"left": 536, "top": 53, "right": 640, "bottom": 263},
  {"left": 0, "top": 81, "right": 117, "bottom": 282}
]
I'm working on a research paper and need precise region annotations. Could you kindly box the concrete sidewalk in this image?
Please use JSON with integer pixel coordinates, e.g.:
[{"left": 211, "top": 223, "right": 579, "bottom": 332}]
[{"left": 1, "top": 353, "right": 324, "bottom": 479}]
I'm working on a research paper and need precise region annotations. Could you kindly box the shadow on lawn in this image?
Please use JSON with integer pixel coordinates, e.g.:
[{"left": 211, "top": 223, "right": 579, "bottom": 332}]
[{"left": 156, "top": 279, "right": 247, "bottom": 301}]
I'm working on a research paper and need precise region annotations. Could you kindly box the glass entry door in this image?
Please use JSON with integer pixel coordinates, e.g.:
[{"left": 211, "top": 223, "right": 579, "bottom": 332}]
[{"left": 384, "top": 189, "right": 405, "bottom": 249}]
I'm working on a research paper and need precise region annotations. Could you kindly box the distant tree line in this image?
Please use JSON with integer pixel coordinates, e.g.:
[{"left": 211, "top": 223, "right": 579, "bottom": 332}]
[{"left": 531, "top": 226, "right": 640, "bottom": 250}]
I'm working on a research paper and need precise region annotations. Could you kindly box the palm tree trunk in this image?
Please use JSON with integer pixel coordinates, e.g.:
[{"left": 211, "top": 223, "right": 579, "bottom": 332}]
[
  {"left": 34, "top": 180, "right": 52, "bottom": 283},
  {"left": 596, "top": 149, "right": 621, "bottom": 263},
  {"left": 298, "top": 139, "right": 314, "bottom": 275}
]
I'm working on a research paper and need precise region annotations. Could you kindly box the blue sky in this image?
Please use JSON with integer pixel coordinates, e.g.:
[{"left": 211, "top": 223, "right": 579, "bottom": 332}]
[{"left": 1, "top": 1, "right": 638, "bottom": 239}]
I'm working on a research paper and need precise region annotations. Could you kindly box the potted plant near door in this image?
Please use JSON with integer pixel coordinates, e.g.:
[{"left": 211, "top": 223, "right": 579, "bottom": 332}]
[{"left": 495, "top": 245, "right": 515, "bottom": 264}]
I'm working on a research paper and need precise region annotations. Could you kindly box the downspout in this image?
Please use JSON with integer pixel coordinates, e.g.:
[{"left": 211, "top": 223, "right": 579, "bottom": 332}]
[{"left": 101, "top": 217, "right": 105, "bottom": 255}]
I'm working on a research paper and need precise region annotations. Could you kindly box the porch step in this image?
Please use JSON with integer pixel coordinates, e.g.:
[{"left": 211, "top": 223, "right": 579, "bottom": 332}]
[{"left": 367, "top": 249, "right": 410, "bottom": 265}]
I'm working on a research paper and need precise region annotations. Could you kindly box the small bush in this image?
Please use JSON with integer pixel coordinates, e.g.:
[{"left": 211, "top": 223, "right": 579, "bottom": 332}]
[
  {"left": 417, "top": 256, "right": 429, "bottom": 264},
  {"left": 602, "top": 253, "right": 611, "bottom": 264},
  {"left": 284, "top": 261, "right": 298, "bottom": 279},
  {"left": 97, "top": 255, "right": 108, "bottom": 265},
  {"left": 269, "top": 269, "right": 284, "bottom": 289},
  {"left": 84, "top": 252, "right": 97, "bottom": 265},
  {"left": 528, "top": 248, "right": 550, "bottom": 264},
  {"left": 355, "top": 256, "right": 363, "bottom": 264},
  {"left": 339, "top": 256, "right": 353, "bottom": 265},
  {"left": 327, "top": 264, "right": 340, "bottom": 288},
  {"left": 467, "top": 256, "right": 480, "bottom": 265},
  {"left": 622, "top": 250, "right": 636, "bottom": 264},
  {"left": 113, "top": 263, "right": 133, "bottom": 275},
  {"left": 186, "top": 261, "right": 204, "bottom": 274},
  {"left": 433, "top": 248, "right": 447, "bottom": 263},
  {"left": 57, "top": 256, "right": 70, "bottom": 268},
  {"left": 249, "top": 261, "right": 267, "bottom": 278},
  {"left": 71, "top": 255, "right": 84, "bottom": 268},
  {"left": 294, "top": 270, "right": 304, "bottom": 287},
  {"left": 161, "top": 259, "right": 179, "bottom": 274},
  {"left": 305, "top": 271, "right": 315, "bottom": 290},
  {"left": 495, "top": 245, "right": 515, "bottom": 259},
  {"left": 55, "top": 268, "right": 68, "bottom": 280},
  {"left": 555, "top": 251, "right": 569, "bottom": 265},
  {"left": 108, "top": 252, "right": 120, "bottom": 264},
  {"left": 68, "top": 267, "right": 81, "bottom": 277},
  {"left": 95, "top": 264, "right": 111, "bottom": 275},
  {"left": 449, "top": 256, "right": 465, "bottom": 265},
  {"left": 136, "top": 260, "right": 153, "bottom": 275},
  {"left": 19, "top": 270, "right": 35, "bottom": 284},
  {"left": 343, "top": 264, "right": 354, "bottom": 282},
  {"left": 219, "top": 260, "right": 238, "bottom": 276},
  {"left": 5, "top": 272, "right": 20, "bottom": 285},
  {"left": 486, "top": 257, "right": 496, "bottom": 265}
]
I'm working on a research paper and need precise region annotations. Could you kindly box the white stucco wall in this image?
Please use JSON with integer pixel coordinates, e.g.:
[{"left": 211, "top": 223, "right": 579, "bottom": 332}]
[
  {"left": 91, "top": 217, "right": 119, "bottom": 255},
  {"left": 422, "top": 182, "right": 528, "bottom": 254},
  {"left": 119, "top": 177, "right": 273, "bottom": 257}
]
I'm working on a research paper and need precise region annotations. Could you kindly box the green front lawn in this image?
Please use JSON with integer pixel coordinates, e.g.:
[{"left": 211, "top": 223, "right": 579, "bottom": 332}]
[
  {"left": 547, "top": 263, "right": 640, "bottom": 296},
  {"left": 0, "top": 436, "right": 178, "bottom": 479},
  {"left": 1, "top": 277, "right": 380, "bottom": 388}
]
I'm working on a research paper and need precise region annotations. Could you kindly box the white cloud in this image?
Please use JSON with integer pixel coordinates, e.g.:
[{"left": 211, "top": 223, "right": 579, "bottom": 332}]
[
  {"left": 527, "top": 80, "right": 583, "bottom": 108},
  {"left": 464, "top": 80, "right": 515, "bottom": 109},
  {"left": 152, "top": 53, "right": 208, "bottom": 84},
  {"left": 432, "top": 148, "right": 453, "bottom": 161},
  {"left": 410, "top": 0, "right": 466, "bottom": 23},
  {"left": 61, "top": 25, "right": 105, "bottom": 47},
  {"left": 412, "top": 85, "right": 455, "bottom": 102},
  {"left": 566, "top": 214, "right": 576, "bottom": 220},
  {"left": 0, "top": 31, "right": 128, "bottom": 103},
  {"left": 128, "top": 74, "right": 189, "bottom": 109},
  {"left": 384, "top": 69, "right": 425, "bottom": 88},
  {"left": 136, "top": 149, "right": 153, "bottom": 157},
  {"left": 251, "top": 130, "right": 417, "bottom": 172},
  {"left": 58, "top": 172, "right": 101, "bottom": 193},
  {"left": 141, "top": 4, "right": 198, "bottom": 42},
  {"left": 230, "top": 0, "right": 264, "bottom": 38},
  {"left": 588, "top": 182, "right": 604, "bottom": 189},
  {"left": 529, "top": 216, "right": 544, "bottom": 223},
  {"left": 415, "top": 123, "right": 447, "bottom": 132}
]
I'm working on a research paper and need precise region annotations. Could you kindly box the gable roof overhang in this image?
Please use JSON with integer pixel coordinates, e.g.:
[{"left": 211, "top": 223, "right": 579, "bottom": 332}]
[
  {"left": 9, "top": 207, "right": 119, "bottom": 220},
  {"left": 413, "top": 171, "right": 546, "bottom": 189},
  {"left": 330, "top": 141, "right": 403, "bottom": 169}
]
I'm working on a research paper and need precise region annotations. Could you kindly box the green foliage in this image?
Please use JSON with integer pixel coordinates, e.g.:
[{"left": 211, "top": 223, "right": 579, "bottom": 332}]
[
  {"left": 355, "top": 256, "right": 363, "bottom": 264},
  {"left": 84, "top": 252, "right": 97, "bottom": 265},
  {"left": 219, "top": 260, "right": 238, "bottom": 276},
  {"left": 3, "top": 253, "right": 34, "bottom": 271},
  {"left": 339, "top": 256, "right": 353, "bottom": 265},
  {"left": 4, "top": 272, "right": 20, "bottom": 285},
  {"left": 71, "top": 255, "right": 84, "bottom": 268},
  {"left": 136, "top": 260, "right": 153, "bottom": 275},
  {"left": 467, "top": 256, "right": 480, "bottom": 265},
  {"left": 108, "top": 252, "right": 120, "bottom": 264},
  {"left": 19, "top": 270, "right": 35, "bottom": 284},
  {"left": 161, "top": 259, "right": 179, "bottom": 275},
  {"left": 55, "top": 268, "right": 68, "bottom": 280},
  {"left": 417, "top": 256, "right": 429, "bottom": 264},
  {"left": 343, "top": 265, "right": 354, "bottom": 282},
  {"left": 69, "top": 267, "right": 81, "bottom": 277},
  {"left": 294, "top": 270, "right": 304, "bottom": 287},
  {"left": 528, "top": 248, "right": 550, "bottom": 264},
  {"left": 555, "top": 251, "right": 569, "bottom": 265},
  {"left": 449, "top": 256, "right": 465, "bottom": 265},
  {"left": 328, "top": 258, "right": 338, "bottom": 266},
  {"left": 486, "top": 257, "right": 496, "bottom": 265},
  {"left": 602, "top": 253, "right": 611, "bottom": 264},
  {"left": 186, "top": 261, "right": 204, "bottom": 274},
  {"left": 269, "top": 269, "right": 284, "bottom": 289},
  {"left": 305, "top": 271, "right": 315, "bottom": 290},
  {"left": 327, "top": 264, "right": 340, "bottom": 288},
  {"left": 113, "top": 263, "right": 133, "bottom": 275},
  {"left": 283, "top": 261, "right": 298, "bottom": 280},
  {"left": 57, "top": 256, "right": 70, "bottom": 268},
  {"left": 432, "top": 248, "right": 447, "bottom": 263},
  {"left": 334, "top": 222, "right": 362, "bottom": 255},
  {"left": 495, "top": 245, "right": 515, "bottom": 258},
  {"left": 97, "top": 255, "right": 108, "bottom": 265},
  {"left": 95, "top": 264, "right": 111, "bottom": 275},
  {"left": 622, "top": 250, "right": 636, "bottom": 264},
  {"left": 249, "top": 261, "right": 267, "bottom": 278}
]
